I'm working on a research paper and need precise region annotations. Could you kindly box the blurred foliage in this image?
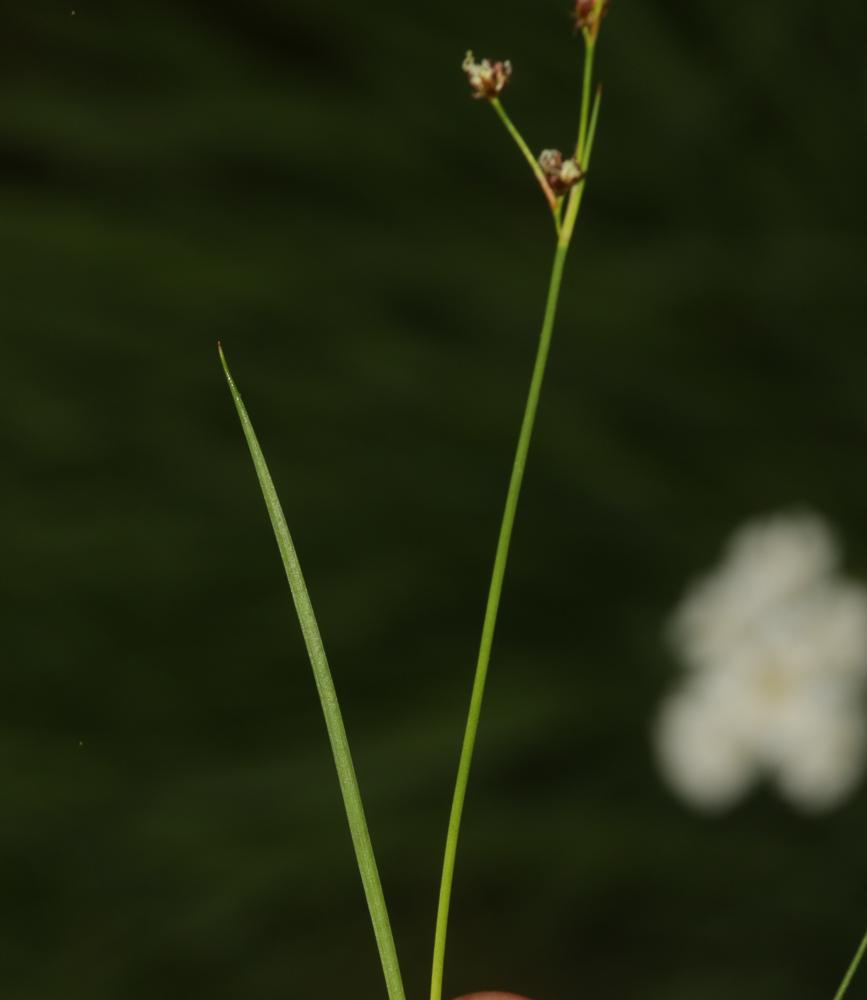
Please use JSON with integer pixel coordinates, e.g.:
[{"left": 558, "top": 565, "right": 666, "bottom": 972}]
[{"left": 2, "top": 1, "right": 867, "bottom": 998}]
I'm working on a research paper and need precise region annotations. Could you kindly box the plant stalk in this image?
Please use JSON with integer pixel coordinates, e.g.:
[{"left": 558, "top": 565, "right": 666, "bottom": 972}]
[
  {"left": 576, "top": 39, "right": 596, "bottom": 164},
  {"left": 491, "top": 97, "right": 559, "bottom": 221},
  {"left": 430, "top": 29, "right": 605, "bottom": 999},
  {"left": 429, "top": 237, "right": 570, "bottom": 1000}
]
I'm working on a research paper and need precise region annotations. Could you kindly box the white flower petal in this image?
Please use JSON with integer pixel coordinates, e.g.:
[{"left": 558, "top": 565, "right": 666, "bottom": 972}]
[
  {"left": 796, "top": 582, "right": 867, "bottom": 682},
  {"left": 654, "top": 690, "right": 757, "bottom": 812},
  {"left": 670, "top": 512, "right": 840, "bottom": 672},
  {"left": 772, "top": 706, "right": 867, "bottom": 812}
]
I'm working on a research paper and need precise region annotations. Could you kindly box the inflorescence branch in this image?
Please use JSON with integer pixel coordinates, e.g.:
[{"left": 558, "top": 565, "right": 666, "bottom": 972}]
[
  {"left": 461, "top": 0, "right": 608, "bottom": 243},
  {"left": 432, "top": 5, "right": 612, "bottom": 1000}
]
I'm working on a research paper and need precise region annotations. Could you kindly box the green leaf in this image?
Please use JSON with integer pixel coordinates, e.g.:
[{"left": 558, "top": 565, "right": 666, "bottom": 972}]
[
  {"left": 218, "top": 343, "right": 406, "bottom": 1000},
  {"left": 834, "top": 929, "right": 867, "bottom": 1000}
]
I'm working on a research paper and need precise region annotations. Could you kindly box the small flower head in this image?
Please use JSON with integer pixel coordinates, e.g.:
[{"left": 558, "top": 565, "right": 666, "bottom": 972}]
[
  {"left": 574, "top": 0, "right": 611, "bottom": 37},
  {"left": 538, "top": 149, "right": 585, "bottom": 196},
  {"left": 462, "top": 50, "right": 512, "bottom": 101}
]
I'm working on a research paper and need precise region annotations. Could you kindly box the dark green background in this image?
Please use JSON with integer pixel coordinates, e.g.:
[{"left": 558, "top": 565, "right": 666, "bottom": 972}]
[{"left": 3, "top": 1, "right": 867, "bottom": 998}]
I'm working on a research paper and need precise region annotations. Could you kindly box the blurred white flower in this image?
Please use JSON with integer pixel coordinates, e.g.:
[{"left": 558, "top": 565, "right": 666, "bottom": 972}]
[{"left": 654, "top": 511, "right": 867, "bottom": 813}]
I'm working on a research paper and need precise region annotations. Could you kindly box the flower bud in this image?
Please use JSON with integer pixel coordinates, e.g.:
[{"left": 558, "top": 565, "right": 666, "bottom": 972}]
[
  {"left": 462, "top": 51, "right": 513, "bottom": 100},
  {"left": 538, "top": 149, "right": 584, "bottom": 195},
  {"left": 574, "top": 0, "right": 610, "bottom": 35}
]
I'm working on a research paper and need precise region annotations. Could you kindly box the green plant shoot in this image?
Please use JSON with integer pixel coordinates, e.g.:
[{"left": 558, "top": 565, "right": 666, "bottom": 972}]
[
  {"left": 218, "top": 344, "right": 406, "bottom": 1000},
  {"left": 834, "top": 929, "right": 867, "bottom": 1000},
  {"left": 431, "top": 8, "right": 609, "bottom": 1000}
]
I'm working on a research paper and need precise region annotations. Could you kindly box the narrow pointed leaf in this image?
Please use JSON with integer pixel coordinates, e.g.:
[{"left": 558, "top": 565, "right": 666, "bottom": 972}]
[
  {"left": 218, "top": 343, "right": 406, "bottom": 1000},
  {"left": 834, "top": 929, "right": 867, "bottom": 1000}
]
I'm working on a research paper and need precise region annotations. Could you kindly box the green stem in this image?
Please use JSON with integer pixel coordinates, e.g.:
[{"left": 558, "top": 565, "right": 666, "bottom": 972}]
[
  {"left": 218, "top": 345, "right": 406, "bottom": 1000},
  {"left": 561, "top": 84, "right": 603, "bottom": 249},
  {"left": 585, "top": 85, "right": 603, "bottom": 172},
  {"left": 576, "top": 40, "right": 596, "bottom": 164},
  {"left": 429, "top": 238, "right": 571, "bottom": 1000},
  {"left": 491, "top": 97, "right": 559, "bottom": 224},
  {"left": 833, "top": 929, "right": 867, "bottom": 1000},
  {"left": 430, "top": 31, "right": 601, "bottom": 1000}
]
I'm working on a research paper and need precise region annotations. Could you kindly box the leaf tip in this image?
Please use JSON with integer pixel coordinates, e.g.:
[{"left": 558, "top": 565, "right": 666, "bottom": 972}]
[{"left": 217, "top": 340, "right": 232, "bottom": 382}]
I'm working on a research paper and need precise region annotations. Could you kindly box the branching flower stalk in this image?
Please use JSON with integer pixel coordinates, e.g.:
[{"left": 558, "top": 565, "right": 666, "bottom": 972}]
[
  {"left": 431, "top": 9, "right": 608, "bottom": 1000},
  {"left": 217, "top": 2, "right": 866, "bottom": 999}
]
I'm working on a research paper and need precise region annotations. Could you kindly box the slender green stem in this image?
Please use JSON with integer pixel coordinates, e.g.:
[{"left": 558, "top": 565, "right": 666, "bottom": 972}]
[
  {"left": 218, "top": 344, "right": 406, "bottom": 1000},
  {"left": 585, "top": 85, "right": 603, "bottom": 172},
  {"left": 576, "top": 39, "right": 596, "bottom": 164},
  {"left": 833, "top": 929, "right": 867, "bottom": 1000},
  {"left": 561, "top": 79, "right": 603, "bottom": 248},
  {"left": 430, "top": 30, "right": 602, "bottom": 1000},
  {"left": 491, "top": 97, "right": 559, "bottom": 224},
  {"left": 429, "top": 238, "right": 570, "bottom": 1000}
]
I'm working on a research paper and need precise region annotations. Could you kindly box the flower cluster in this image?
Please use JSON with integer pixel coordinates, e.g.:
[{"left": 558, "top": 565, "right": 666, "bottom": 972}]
[
  {"left": 462, "top": 51, "right": 512, "bottom": 100},
  {"left": 538, "top": 149, "right": 584, "bottom": 196},
  {"left": 574, "top": 0, "right": 611, "bottom": 34},
  {"left": 654, "top": 511, "right": 867, "bottom": 813}
]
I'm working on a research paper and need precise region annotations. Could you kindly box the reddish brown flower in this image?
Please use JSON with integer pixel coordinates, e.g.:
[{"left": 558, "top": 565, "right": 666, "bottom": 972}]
[
  {"left": 462, "top": 51, "right": 513, "bottom": 100},
  {"left": 574, "top": 0, "right": 611, "bottom": 33},
  {"left": 538, "top": 148, "right": 585, "bottom": 196}
]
